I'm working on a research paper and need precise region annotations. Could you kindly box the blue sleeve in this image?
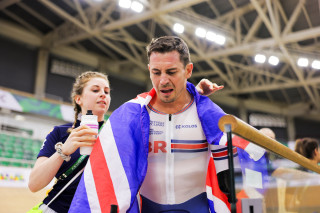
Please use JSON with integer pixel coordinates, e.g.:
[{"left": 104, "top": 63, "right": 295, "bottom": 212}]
[{"left": 38, "top": 127, "right": 60, "bottom": 158}]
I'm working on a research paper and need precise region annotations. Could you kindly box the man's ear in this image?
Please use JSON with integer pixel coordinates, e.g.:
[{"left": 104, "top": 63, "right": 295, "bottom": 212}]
[{"left": 186, "top": 63, "right": 193, "bottom": 79}]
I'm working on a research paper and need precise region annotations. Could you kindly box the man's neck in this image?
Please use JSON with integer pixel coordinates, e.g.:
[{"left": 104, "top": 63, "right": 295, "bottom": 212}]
[{"left": 150, "top": 92, "right": 192, "bottom": 114}]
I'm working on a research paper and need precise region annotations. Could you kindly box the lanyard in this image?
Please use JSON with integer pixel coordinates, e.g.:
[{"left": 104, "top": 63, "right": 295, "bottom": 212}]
[
  {"left": 57, "top": 121, "right": 105, "bottom": 181},
  {"left": 57, "top": 155, "right": 87, "bottom": 181}
]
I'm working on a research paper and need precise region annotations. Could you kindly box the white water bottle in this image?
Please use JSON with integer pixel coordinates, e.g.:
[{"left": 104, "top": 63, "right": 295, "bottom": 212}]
[{"left": 80, "top": 110, "right": 98, "bottom": 155}]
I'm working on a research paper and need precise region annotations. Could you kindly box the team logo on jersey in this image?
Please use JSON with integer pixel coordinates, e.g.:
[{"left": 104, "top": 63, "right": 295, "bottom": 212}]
[
  {"left": 150, "top": 120, "right": 164, "bottom": 127},
  {"left": 175, "top": 124, "right": 197, "bottom": 129},
  {"left": 149, "top": 129, "right": 163, "bottom": 135}
]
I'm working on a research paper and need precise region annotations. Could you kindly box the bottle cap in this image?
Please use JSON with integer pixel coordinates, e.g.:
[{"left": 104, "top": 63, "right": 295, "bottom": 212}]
[{"left": 86, "top": 110, "right": 93, "bottom": 115}]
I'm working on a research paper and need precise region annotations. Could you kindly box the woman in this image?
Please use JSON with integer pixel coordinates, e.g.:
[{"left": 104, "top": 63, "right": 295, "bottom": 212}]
[
  {"left": 28, "top": 71, "right": 222, "bottom": 213},
  {"left": 28, "top": 71, "right": 111, "bottom": 213},
  {"left": 295, "top": 137, "right": 320, "bottom": 166}
]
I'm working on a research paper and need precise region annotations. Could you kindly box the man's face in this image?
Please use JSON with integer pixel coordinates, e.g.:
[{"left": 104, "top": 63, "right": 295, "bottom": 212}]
[{"left": 148, "top": 50, "right": 193, "bottom": 104}]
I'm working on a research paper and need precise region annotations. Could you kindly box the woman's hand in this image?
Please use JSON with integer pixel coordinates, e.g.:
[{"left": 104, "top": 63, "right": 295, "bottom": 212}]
[
  {"left": 28, "top": 126, "right": 98, "bottom": 192},
  {"left": 196, "top": 78, "right": 224, "bottom": 96},
  {"left": 61, "top": 125, "right": 98, "bottom": 156}
]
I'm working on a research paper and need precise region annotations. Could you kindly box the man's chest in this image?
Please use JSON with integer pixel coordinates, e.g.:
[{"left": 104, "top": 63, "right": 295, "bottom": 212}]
[{"left": 148, "top": 103, "right": 207, "bottom": 155}]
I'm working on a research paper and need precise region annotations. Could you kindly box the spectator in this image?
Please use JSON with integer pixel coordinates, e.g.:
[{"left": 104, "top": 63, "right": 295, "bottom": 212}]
[{"left": 295, "top": 137, "right": 320, "bottom": 168}]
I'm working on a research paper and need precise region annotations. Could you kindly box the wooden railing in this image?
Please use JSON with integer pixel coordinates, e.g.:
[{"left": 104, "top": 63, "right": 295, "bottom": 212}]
[{"left": 218, "top": 114, "right": 320, "bottom": 174}]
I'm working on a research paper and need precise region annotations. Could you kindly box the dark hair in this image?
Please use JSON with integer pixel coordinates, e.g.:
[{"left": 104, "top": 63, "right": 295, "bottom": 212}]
[
  {"left": 295, "top": 137, "right": 319, "bottom": 159},
  {"left": 146, "top": 36, "right": 191, "bottom": 67},
  {"left": 68, "top": 71, "right": 109, "bottom": 132}
]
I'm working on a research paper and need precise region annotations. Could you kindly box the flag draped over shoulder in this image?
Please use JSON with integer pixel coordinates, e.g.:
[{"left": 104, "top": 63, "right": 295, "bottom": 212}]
[
  {"left": 69, "top": 89, "right": 155, "bottom": 213},
  {"left": 69, "top": 82, "right": 267, "bottom": 213}
]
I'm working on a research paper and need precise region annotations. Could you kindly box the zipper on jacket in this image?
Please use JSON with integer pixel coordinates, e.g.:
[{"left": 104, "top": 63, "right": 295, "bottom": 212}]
[{"left": 166, "top": 113, "right": 175, "bottom": 204}]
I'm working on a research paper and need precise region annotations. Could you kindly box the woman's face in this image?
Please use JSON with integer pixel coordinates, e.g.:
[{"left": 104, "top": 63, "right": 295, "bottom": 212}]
[{"left": 75, "top": 77, "right": 111, "bottom": 121}]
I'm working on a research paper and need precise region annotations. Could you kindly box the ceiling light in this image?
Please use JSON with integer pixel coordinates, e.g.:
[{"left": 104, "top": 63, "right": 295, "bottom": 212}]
[
  {"left": 119, "top": 0, "right": 131, "bottom": 8},
  {"left": 173, "top": 23, "right": 184, "bottom": 34},
  {"left": 297, "top": 57, "right": 309, "bottom": 67},
  {"left": 131, "top": 1, "right": 143, "bottom": 12},
  {"left": 195, "top": 27, "right": 206, "bottom": 38},
  {"left": 254, "top": 54, "right": 266, "bottom": 63},
  {"left": 268, "top": 56, "right": 279, "bottom": 66},
  {"left": 205, "top": 31, "right": 217, "bottom": 42},
  {"left": 215, "top": 34, "right": 226, "bottom": 45},
  {"left": 311, "top": 60, "right": 320, "bottom": 69}
]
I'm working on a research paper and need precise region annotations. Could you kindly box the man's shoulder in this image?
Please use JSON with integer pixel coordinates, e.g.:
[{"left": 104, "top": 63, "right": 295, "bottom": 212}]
[
  {"left": 127, "top": 91, "right": 153, "bottom": 105},
  {"left": 113, "top": 91, "right": 152, "bottom": 112},
  {"left": 110, "top": 98, "right": 145, "bottom": 119},
  {"left": 198, "top": 95, "right": 224, "bottom": 111}
]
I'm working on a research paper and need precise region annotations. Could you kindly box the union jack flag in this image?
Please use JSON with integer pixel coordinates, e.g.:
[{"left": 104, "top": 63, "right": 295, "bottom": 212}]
[{"left": 69, "top": 82, "right": 266, "bottom": 213}]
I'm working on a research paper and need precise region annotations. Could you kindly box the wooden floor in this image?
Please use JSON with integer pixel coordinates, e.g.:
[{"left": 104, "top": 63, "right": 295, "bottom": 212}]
[
  {"left": 0, "top": 187, "right": 47, "bottom": 213},
  {"left": 1, "top": 182, "right": 320, "bottom": 213}
]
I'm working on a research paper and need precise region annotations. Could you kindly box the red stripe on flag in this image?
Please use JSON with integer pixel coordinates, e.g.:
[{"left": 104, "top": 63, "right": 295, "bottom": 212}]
[
  {"left": 135, "top": 89, "right": 155, "bottom": 100},
  {"left": 135, "top": 92, "right": 149, "bottom": 99},
  {"left": 206, "top": 157, "right": 230, "bottom": 210},
  {"left": 232, "top": 135, "right": 249, "bottom": 150},
  {"left": 90, "top": 138, "right": 118, "bottom": 213}
]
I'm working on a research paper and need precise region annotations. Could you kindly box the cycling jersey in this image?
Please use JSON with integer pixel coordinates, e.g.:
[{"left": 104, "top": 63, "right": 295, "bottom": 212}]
[
  {"left": 141, "top": 97, "right": 209, "bottom": 206},
  {"left": 140, "top": 97, "right": 237, "bottom": 212}
]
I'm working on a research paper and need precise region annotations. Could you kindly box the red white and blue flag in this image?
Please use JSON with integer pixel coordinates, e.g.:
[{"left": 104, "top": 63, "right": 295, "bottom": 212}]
[
  {"left": 69, "top": 82, "right": 266, "bottom": 213},
  {"left": 68, "top": 90, "right": 152, "bottom": 213}
]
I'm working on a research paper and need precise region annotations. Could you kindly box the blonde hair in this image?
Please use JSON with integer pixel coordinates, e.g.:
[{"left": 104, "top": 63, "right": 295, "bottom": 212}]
[
  {"left": 69, "top": 71, "right": 109, "bottom": 132},
  {"left": 259, "top": 128, "right": 275, "bottom": 140}
]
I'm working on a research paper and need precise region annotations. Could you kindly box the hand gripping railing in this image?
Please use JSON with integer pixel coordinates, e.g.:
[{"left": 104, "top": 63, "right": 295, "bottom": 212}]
[{"left": 218, "top": 114, "right": 320, "bottom": 174}]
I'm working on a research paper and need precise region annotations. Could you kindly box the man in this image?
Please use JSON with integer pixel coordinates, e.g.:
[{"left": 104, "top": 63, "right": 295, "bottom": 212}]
[
  {"left": 140, "top": 36, "right": 234, "bottom": 212},
  {"left": 69, "top": 36, "right": 237, "bottom": 213}
]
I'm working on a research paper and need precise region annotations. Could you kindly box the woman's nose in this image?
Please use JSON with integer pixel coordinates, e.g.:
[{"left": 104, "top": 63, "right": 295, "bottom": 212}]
[{"left": 99, "top": 91, "right": 106, "bottom": 97}]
